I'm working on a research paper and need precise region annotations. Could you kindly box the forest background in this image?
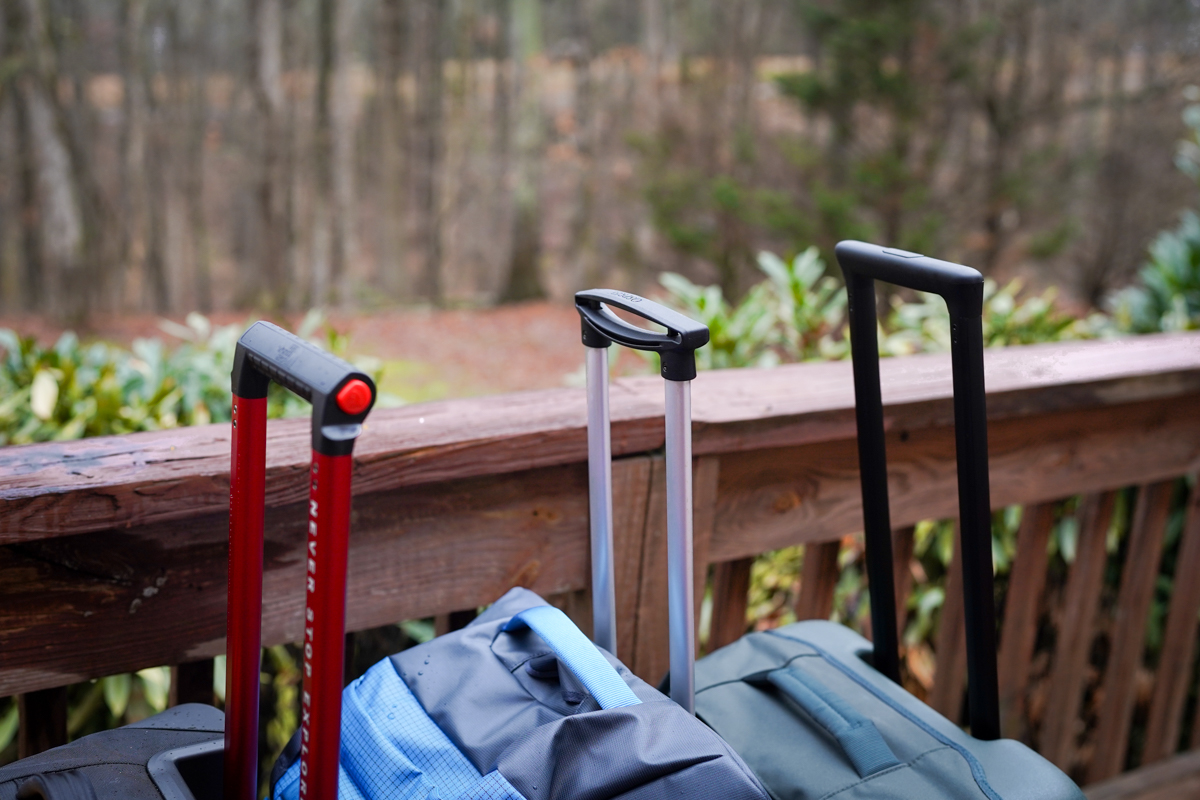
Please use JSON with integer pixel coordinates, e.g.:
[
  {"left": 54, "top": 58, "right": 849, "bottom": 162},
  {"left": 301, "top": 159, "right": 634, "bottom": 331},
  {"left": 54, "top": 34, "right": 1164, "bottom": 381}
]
[
  {"left": 3, "top": 0, "right": 1199, "bottom": 321},
  {"left": 5, "top": 0, "right": 1200, "bottom": 784}
]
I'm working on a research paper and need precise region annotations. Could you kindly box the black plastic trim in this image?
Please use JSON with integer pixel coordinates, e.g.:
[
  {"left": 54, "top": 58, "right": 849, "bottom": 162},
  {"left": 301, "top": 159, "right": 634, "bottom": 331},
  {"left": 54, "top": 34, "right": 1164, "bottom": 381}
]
[
  {"left": 147, "top": 737, "right": 224, "bottom": 800},
  {"left": 574, "top": 289, "right": 710, "bottom": 381},
  {"left": 231, "top": 321, "right": 377, "bottom": 455}
]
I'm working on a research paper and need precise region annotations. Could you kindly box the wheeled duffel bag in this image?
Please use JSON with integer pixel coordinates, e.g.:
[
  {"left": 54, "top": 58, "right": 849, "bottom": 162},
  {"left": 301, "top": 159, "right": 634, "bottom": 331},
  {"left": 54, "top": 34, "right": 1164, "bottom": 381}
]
[{"left": 690, "top": 242, "right": 1085, "bottom": 800}]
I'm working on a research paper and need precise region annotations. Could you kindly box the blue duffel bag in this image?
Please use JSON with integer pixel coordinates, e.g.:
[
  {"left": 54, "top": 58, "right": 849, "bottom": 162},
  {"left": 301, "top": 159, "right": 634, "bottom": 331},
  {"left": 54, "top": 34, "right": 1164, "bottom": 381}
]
[
  {"left": 271, "top": 292, "right": 771, "bottom": 800},
  {"left": 270, "top": 588, "right": 770, "bottom": 800},
  {"left": 691, "top": 243, "right": 1084, "bottom": 800}
]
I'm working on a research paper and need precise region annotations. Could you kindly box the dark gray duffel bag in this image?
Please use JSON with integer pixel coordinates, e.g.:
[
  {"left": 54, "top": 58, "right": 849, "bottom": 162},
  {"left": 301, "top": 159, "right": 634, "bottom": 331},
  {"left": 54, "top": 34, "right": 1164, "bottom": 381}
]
[
  {"left": 693, "top": 242, "right": 1084, "bottom": 800},
  {"left": 0, "top": 704, "right": 224, "bottom": 800}
]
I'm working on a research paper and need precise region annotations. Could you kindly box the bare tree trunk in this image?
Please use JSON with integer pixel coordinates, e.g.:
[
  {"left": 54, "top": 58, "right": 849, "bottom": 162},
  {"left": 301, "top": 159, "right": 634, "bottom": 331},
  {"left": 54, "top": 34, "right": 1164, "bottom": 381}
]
[
  {"left": 7, "top": 23, "right": 44, "bottom": 310},
  {"left": 128, "top": 0, "right": 169, "bottom": 313},
  {"left": 27, "top": 90, "right": 85, "bottom": 321},
  {"left": 17, "top": 0, "right": 91, "bottom": 323},
  {"left": 331, "top": 0, "right": 358, "bottom": 306},
  {"left": 489, "top": 0, "right": 514, "bottom": 299},
  {"left": 980, "top": 0, "right": 1034, "bottom": 272},
  {"left": 183, "top": 4, "right": 214, "bottom": 312},
  {"left": 562, "top": 0, "right": 596, "bottom": 293},
  {"left": 499, "top": 0, "right": 545, "bottom": 303},
  {"left": 376, "top": 0, "right": 408, "bottom": 299},
  {"left": 641, "top": 0, "right": 671, "bottom": 132},
  {"left": 712, "top": 0, "right": 764, "bottom": 299},
  {"left": 311, "top": 0, "right": 336, "bottom": 306},
  {"left": 410, "top": 0, "right": 445, "bottom": 305},
  {"left": 249, "top": 0, "right": 290, "bottom": 309},
  {"left": 119, "top": 0, "right": 149, "bottom": 310}
]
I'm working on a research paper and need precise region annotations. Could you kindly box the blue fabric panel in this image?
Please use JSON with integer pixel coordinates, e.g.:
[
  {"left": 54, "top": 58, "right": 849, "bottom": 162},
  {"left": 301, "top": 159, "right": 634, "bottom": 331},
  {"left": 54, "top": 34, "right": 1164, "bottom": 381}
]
[
  {"left": 272, "top": 660, "right": 527, "bottom": 800},
  {"left": 501, "top": 606, "right": 641, "bottom": 709},
  {"left": 766, "top": 667, "right": 900, "bottom": 777}
]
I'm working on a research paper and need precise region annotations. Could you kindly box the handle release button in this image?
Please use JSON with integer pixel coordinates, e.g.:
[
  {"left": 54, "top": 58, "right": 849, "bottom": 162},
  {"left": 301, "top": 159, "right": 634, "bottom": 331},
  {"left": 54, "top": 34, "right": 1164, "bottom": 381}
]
[{"left": 336, "top": 379, "right": 373, "bottom": 414}]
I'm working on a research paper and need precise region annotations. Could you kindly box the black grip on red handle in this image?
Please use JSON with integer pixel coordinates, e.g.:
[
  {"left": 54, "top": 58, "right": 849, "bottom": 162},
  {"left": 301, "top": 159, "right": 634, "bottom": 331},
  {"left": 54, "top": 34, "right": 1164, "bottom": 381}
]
[
  {"left": 232, "top": 321, "right": 376, "bottom": 455},
  {"left": 575, "top": 289, "right": 710, "bottom": 381}
]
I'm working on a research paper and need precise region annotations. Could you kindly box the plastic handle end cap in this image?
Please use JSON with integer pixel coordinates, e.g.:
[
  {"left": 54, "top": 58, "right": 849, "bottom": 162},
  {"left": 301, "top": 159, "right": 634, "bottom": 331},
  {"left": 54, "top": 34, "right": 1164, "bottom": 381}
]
[{"left": 336, "top": 379, "right": 372, "bottom": 414}]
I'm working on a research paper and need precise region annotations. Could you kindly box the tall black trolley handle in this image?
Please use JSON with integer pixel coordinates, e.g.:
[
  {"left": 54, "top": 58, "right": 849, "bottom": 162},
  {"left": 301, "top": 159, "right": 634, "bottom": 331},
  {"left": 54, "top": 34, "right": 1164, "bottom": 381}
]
[{"left": 834, "top": 240, "right": 999, "bottom": 742}]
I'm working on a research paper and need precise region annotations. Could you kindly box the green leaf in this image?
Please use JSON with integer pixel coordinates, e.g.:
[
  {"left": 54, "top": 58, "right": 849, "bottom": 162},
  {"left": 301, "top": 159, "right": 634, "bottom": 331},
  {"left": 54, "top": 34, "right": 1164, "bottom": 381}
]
[
  {"left": 103, "top": 673, "right": 132, "bottom": 719},
  {"left": 400, "top": 619, "right": 436, "bottom": 644},
  {"left": 0, "top": 702, "right": 18, "bottom": 753},
  {"left": 137, "top": 667, "right": 171, "bottom": 713},
  {"left": 30, "top": 370, "right": 58, "bottom": 420}
]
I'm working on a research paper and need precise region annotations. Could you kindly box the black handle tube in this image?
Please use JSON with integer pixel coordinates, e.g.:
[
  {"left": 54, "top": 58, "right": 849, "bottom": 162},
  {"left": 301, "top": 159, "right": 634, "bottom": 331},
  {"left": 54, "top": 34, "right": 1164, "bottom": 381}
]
[
  {"left": 575, "top": 289, "right": 710, "bottom": 381},
  {"left": 950, "top": 318, "right": 1000, "bottom": 742},
  {"left": 844, "top": 273, "right": 902, "bottom": 688},
  {"left": 835, "top": 240, "right": 1000, "bottom": 742},
  {"left": 231, "top": 321, "right": 376, "bottom": 455}
]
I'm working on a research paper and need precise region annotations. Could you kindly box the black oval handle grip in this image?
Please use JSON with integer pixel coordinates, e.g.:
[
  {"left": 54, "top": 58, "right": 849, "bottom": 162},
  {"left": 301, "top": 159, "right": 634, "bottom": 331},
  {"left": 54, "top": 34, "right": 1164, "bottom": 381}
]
[
  {"left": 834, "top": 240, "right": 984, "bottom": 317},
  {"left": 232, "top": 320, "right": 376, "bottom": 455},
  {"left": 575, "top": 289, "right": 710, "bottom": 381}
]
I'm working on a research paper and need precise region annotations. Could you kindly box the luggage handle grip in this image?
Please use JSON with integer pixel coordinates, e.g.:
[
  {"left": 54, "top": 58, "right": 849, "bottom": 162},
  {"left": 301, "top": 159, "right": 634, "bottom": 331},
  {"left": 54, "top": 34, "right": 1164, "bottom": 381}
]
[
  {"left": 834, "top": 241, "right": 984, "bottom": 318},
  {"left": 502, "top": 606, "right": 642, "bottom": 710},
  {"left": 575, "top": 289, "right": 710, "bottom": 381},
  {"left": 231, "top": 321, "right": 376, "bottom": 455},
  {"left": 745, "top": 666, "right": 900, "bottom": 778}
]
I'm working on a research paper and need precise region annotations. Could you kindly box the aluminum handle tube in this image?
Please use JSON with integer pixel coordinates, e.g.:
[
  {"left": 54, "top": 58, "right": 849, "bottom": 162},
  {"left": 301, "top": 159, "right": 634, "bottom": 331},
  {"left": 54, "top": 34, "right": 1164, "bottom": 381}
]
[
  {"left": 664, "top": 378, "right": 695, "bottom": 714},
  {"left": 585, "top": 345, "right": 618, "bottom": 656}
]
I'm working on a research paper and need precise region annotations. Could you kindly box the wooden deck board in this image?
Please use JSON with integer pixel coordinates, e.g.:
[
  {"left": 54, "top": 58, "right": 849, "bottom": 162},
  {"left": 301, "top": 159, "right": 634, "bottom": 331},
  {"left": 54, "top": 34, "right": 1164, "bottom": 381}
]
[
  {"left": 3, "top": 333, "right": 1198, "bottom": 545},
  {"left": 1086, "top": 750, "right": 1200, "bottom": 800},
  {"left": 2, "top": 333, "right": 1200, "bottom": 734}
]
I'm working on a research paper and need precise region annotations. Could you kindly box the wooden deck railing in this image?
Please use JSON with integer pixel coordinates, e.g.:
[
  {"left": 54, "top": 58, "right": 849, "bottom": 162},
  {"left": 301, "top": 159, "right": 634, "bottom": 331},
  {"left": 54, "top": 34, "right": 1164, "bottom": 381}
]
[{"left": 3, "top": 332, "right": 1200, "bottom": 787}]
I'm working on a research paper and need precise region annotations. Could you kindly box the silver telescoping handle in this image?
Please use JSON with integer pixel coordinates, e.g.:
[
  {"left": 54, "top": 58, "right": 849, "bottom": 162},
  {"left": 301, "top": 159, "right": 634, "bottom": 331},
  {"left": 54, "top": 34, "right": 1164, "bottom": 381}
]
[
  {"left": 585, "top": 344, "right": 619, "bottom": 657},
  {"left": 575, "top": 288, "right": 709, "bottom": 716},
  {"left": 664, "top": 378, "right": 695, "bottom": 713}
]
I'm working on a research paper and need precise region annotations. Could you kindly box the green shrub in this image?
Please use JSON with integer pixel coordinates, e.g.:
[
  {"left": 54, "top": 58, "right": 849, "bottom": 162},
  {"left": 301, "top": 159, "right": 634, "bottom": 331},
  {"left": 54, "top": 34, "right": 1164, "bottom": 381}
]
[
  {"left": 0, "top": 311, "right": 388, "bottom": 447},
  {"left": 1108, "top": 87, "right": 1200, "bottom": 334},
  {"left": 1109, "top": 210, "right": 1200, "bottom": 333},
  {"left": 654, "top": 247, "right": 1092, "bottom": 373}
]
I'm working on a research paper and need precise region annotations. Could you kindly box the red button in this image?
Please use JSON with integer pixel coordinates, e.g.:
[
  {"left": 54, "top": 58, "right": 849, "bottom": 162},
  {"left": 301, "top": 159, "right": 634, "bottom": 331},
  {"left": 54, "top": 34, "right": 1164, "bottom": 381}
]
[{"left": 336, "top": 379, "right": 372, "bottom": 414}]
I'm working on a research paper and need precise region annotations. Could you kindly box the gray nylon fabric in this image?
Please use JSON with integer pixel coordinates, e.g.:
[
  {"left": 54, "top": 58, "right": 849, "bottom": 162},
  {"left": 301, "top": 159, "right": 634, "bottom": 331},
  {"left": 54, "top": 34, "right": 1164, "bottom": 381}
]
[
  {"left": 393, "top": 587, "right": 663, "bottom": 773},
  {"left": 395, "top": 587, "right": 771, "bottom": 800},
  {"left": 696, "top": 621, "right": 1085, "bottom": 800},
  {"left": 495, "top": 703, "right": 764, "bottom": 800}
]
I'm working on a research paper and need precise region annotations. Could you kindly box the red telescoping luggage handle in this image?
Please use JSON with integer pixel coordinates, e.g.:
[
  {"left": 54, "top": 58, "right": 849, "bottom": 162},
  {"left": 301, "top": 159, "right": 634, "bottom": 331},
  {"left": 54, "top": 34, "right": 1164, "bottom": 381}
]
[
  {"left": 225, "top": 321, "right": 376, "bottom": 800},
  {"left": 834, "top": 240, "right": 1000, "bottom": 741},
  {"left": 575, "top": 289, "right": 709, "bottom": 716}
]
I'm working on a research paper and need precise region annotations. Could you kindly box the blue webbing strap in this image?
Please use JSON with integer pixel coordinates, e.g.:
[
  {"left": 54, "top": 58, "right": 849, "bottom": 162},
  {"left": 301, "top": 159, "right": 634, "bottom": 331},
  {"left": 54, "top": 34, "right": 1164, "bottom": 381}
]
[
  {"left": 501, "top": 605, "right": 641, "bottom": 709},
  {"left": 765, "top": 666, "right": 901, "bottom": 778}
]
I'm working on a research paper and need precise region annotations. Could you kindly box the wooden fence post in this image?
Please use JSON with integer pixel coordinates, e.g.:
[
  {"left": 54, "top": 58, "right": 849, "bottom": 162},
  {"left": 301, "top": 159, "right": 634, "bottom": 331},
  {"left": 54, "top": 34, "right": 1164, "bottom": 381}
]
[{"left": 17, "top": 686, "right": 67, "bottom": 758}]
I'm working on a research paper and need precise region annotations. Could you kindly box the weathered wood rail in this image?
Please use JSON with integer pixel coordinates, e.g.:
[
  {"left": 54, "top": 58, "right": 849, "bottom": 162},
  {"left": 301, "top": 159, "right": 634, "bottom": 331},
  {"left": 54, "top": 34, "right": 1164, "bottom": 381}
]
[{"left": 3, "top": 332, "right": 1200, "bottom": 792}]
